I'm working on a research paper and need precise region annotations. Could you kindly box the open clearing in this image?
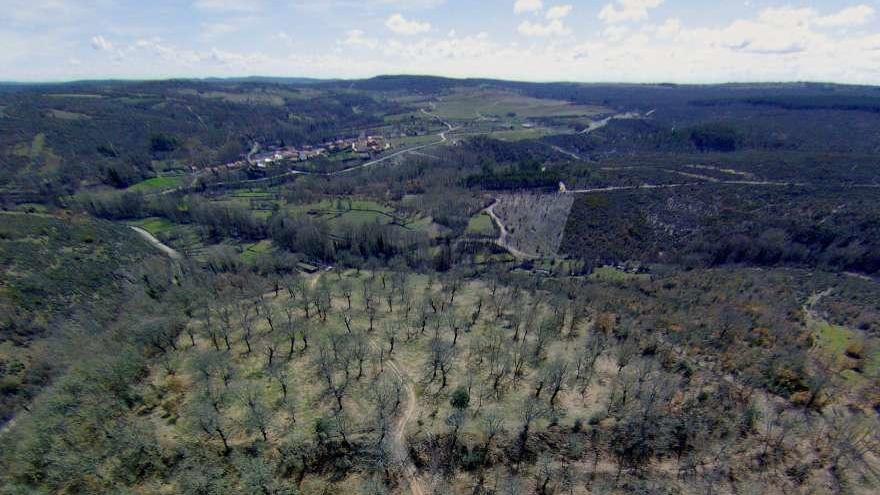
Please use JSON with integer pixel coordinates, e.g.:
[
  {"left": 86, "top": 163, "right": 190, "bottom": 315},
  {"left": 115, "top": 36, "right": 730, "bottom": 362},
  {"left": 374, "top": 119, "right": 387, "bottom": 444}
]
[
  {"left": 128, "top": 176, "right": 185, "bottom": 192},
  {"left": 415, "top": 89, "right": 609, "bottom": 121}
]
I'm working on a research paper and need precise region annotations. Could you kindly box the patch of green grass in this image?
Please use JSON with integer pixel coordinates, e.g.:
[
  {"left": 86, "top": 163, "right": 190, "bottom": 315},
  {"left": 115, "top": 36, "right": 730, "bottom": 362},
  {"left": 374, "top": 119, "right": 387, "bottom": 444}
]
[
  {"left": 13, "top": 133, "right": 45, "bottom": 160},
  {"left": 431, "top": 90, "right": 609, "bottom": 121},
  {"left": 12, "top": 133, "right": 62, "bottom": 171},
  {"left": 816, "top": 322, "right": 852, "bottom": 357},
  {"left": 813, "top": 321, "right": 880, "bottom": 378},
  {"left": 129, "top": 217, "right": 175, "bottom": 236},
  {"left": 127, "top": 176, "right": 184, "bottom": 192},
  {"left": 241, "top": 240, "right": 275, "bottom": 263},
  {"left": 589, "top": 266, "right": 649, "bottom": 283},
  {"left": 403, "top": 215, "right": 435, "bottom": 232},
  {"left": 466, "top": 213, "right": 496, "bottom": 236}
]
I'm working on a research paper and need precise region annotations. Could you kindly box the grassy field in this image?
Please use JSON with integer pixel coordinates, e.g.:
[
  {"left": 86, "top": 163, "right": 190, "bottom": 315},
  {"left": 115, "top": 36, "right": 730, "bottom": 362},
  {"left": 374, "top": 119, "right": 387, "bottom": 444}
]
[
  {"left": 241, "top": 240, "right": 275, "bottom": 264},
  {"left": 429, "top": 90, "right": 609, "bottom": 121},
  {"left": 815, "top": 320, "right": 880, "bottom": 379},
  {"left": 127, "top": 217, "right": 206, "bottom": 258},
  {"left": 127, "top": 175, "right": 185, "bottom": 192},
  {"left": 287, "top": 199, "right": 406, "bottom": 231},
  {"left": 465, "top": 212, "right": 497, "bottom": 236},
  {"left": 12, "top": 133, "right": 62, "bottom": 172},
  {"left": 589, "top": 266, "right": 650, "bottom": 283},
  {"left": 129, "top": 217, "right": 175, "bottom": 236}
]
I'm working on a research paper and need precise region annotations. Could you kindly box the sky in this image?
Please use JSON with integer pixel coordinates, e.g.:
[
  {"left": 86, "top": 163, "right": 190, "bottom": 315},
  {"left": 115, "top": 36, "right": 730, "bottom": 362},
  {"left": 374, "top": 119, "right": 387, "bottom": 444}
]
[{"left": 2, "top": 0, "right": 880, "bottom": 83}]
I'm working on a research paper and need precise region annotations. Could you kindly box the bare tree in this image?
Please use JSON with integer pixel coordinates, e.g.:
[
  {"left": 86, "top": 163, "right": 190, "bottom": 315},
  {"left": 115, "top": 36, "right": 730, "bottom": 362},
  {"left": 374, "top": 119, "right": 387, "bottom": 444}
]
[{"left": 240, "top": 385, "right": 273, "bottom": 442}]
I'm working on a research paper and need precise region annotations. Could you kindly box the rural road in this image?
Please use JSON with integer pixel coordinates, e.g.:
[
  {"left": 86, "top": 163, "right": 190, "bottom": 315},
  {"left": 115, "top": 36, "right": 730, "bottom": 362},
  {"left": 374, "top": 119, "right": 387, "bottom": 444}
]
[{"left": 130, "top": 226, "right": 183, "bottom": 259}]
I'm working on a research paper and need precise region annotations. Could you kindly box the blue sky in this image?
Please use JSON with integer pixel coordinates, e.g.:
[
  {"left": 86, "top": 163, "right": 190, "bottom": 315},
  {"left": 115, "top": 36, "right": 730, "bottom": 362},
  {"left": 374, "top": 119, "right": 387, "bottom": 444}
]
[{"left": 2, "top": 0, "right": 880, "bottom": 83}]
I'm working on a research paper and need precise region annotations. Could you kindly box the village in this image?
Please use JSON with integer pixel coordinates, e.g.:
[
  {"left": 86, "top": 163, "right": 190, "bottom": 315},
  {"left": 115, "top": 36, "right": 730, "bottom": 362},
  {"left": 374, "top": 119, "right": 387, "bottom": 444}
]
[{"left": 197, "top": 133, "right": 392, "bottom": 174}]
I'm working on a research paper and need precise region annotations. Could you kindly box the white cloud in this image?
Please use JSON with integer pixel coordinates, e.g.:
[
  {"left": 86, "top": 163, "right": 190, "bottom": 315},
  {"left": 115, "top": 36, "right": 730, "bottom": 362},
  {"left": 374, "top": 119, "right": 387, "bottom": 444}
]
[
  {"left": 815, "top": 5, "right": 875, "bottom": 28},
  {"left": 90, "top": 35, "right": 113, "bottom": 51},
  {"left": 546, "top": 4, "right": 573, "bottom": 20},
  {"left": 599, "top": 0, "right": 664, "bottom": 24},
  {"left": 654, "top": 18, "right": 681, "bottom": 39},
  {"left": 514, "top": 0, "right": 543, "bottom": 15},
  {"left": 518, "top": 19, "right": 570, "bottom": 37},
  {"left": 342, "top": 29, "right": 379, "bottom": 49},
  {"left": 755, "top": 5, "right": 875, "bottom": 29},
  {"left": 602, "top": 25, "right": 630, "bottom": 41},
  {"left": 385, "top": 13, "right": 431, "bottom": 35}
]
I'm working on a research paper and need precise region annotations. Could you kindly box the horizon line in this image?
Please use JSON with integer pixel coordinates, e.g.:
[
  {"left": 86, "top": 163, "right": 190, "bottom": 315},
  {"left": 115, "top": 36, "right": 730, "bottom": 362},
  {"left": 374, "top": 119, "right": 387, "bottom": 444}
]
[{"left": 0, "top": 73, "right": 876, "bottom": 89}]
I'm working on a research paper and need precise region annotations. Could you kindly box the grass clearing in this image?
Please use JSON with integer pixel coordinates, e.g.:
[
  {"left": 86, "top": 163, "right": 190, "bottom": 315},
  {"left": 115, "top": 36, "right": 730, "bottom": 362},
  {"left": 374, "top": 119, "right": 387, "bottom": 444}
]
[
  {"left": 127, "top": 176, "right": 184, "bottom": 192},
  {"left": 129, "top": 217, "right": 175, "bottom": 236},
  {"left": 431, "top": 89, "right": 609, "bottom": 121},
  {"left": 812, "top": 318, "right": 880, "bottom": 381},
  {"left": 241, "top": 240, "right": 275, "bottom": 263},
  {"left": 466, "top": 212, "right": 497, "bottom": 236},
  {"left": 590, "top": 266, "right": 650, "bottom": 283}
]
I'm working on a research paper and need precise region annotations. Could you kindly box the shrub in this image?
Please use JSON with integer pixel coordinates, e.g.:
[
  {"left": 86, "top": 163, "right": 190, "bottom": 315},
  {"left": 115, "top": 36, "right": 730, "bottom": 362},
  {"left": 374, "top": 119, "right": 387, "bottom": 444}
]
[{"left": 450, "top": 387, "right": 470, "bottom": 410}]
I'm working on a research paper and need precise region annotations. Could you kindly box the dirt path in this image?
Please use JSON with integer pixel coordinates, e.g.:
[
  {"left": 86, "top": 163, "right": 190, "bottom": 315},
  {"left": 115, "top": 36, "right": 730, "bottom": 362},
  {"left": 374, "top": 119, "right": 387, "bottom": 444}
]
[
  {"left": 384, "top": 358, "right": 425, "bottom": 495},
  {"left": 803, "top": 288, "right": 836, "bottom": 353},
  {"left": 130, "top": 226, "right": 183, "bottom": 259},
  {"left": 483, "top": 199, "right": 540, "bottom": 260},
  {"left": 362, "top": 333, "right": 424, "bottom": 495}
]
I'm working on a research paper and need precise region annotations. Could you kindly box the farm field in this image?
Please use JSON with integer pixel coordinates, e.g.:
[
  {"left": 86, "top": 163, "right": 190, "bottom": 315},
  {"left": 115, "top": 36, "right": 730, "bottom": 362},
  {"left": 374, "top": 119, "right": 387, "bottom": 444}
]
[
  {"left": 127, "top": 175, "right": 185, "bottom": 192},
  {"left": 465, "top": 212, "right": 497, "bottom": 236},
  {"left": 422, "top": 90, "right": 610, "bottom": 121}
]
